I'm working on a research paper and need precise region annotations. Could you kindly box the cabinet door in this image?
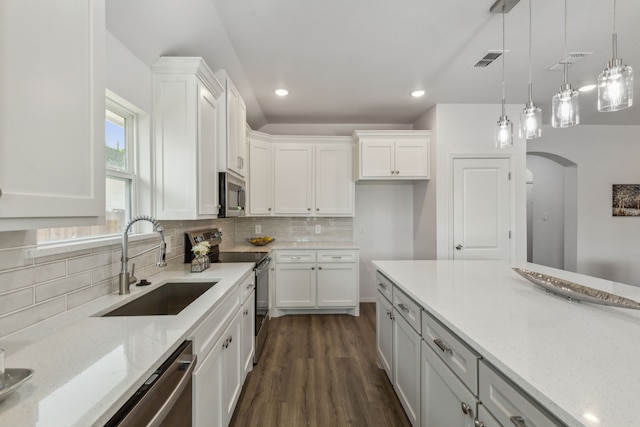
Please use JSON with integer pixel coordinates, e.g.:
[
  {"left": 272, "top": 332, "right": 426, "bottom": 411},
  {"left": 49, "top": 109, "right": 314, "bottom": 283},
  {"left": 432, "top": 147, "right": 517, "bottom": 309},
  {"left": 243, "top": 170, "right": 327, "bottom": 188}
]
[
  {"left": 273, "top": 144, "right": 313, "bottom": 215},
  {"left": 241, "top": 290, "right": 255, "bottom": 381},
  {"left": 248, "top": 139, "right": 273, "bottom": 215},
  {"left": 194, "top": 332, "right": 225, "bottom": 427},
  {"left": 393, "top": 310, "right": 421, "bottom": 426},
  {"left": 315, "top": 144, "right": 354, "bottom": 216},
  {"left": 360, "top": 139, "right": 395, "bottom": 178},
  {"left": 275, "top": 262, "right": 316, "bottom": 307},
  {"left": 226, "top": 79, "right": 243, "bottom": 176},
  {"left": 376, "top": 292, "right": 394, "bottom": 382},
  {"left": 223, "top": 311, "right": 243, "bottom": 424},
  {"left": 394, "top": 139, "right": 429, "bottom": 178},
  {"left": 198, "top": 83, "right": 219, "bottom": 215},
  {"left": 317, "top": 263, "right": 357, "bottom": 307},
  {"left": 237, "top": 98, "right": 247, "bottom": 176},
  {"left": 0, "top": 0, "right": 105, "bottom": 230},
  {"left": 422, "top": 341, "right": 477, "bottom": 427}
]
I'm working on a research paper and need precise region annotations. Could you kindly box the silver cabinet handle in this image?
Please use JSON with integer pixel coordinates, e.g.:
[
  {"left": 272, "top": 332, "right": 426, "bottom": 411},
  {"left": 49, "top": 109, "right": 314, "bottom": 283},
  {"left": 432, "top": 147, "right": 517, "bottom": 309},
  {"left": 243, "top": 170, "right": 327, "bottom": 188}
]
[
  {"left": 331, "top": 256, "right": 342, "bottom": 259},
  {"left": 268, "top": 207, "right": 272, "bottom": 211},
  {"left": 461, "top": 402, "right": 473, "bottom": 418},
  {"left": 0, "top": 188, "right": 2, "bottom": 199},
  {"left": 379, "top": 282, "right": 388, "bottom": 290},
  {"left": 307, "top": 208, "right": 311, "bottom": 211},
  {"left": 434, "top": 338, "right": 453, "bottom": 355},
  {"left": 311, "top": 266, "right": 315, "bottom": 270},
  {"left": 247, "top": 283, "right": 254, "bottom": 289},
  {"left": 316, "top": 208, "right": 319, "bottom": 211},
  {"left": 395, "top": 170, "right": 400, "bottom": 175},
  {"left": 474, "top": 420, "right": 486, "bottom": 427},
  {"left": 318, "top": 266, "right": 322, "bottom": 270},
  {"left": 510, "top": 416, "right": 527, "bottom": 427},
  {"left": 290, "top": 256, "right": 302, "bottom": 260},
  {"left": 228, "top": 335, "right": 233, "bottom": 344},
  {"left": 397, "top": 303, "right": 410, "bottom": 313},
  {"left": 390, "top": 170, "right": 394, "bottom": 175},
  {"left": 456, "top": 244, "right": 463, "bottom": 250}
]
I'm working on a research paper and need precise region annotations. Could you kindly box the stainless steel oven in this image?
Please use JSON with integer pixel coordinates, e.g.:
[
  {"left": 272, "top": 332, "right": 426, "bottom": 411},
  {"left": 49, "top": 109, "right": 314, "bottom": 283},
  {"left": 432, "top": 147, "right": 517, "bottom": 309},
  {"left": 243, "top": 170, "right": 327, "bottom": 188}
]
[
  {"left": 218, "top": 172, "right": 245, "bottom": 217},
  {"left": 105, "top": 340, "right": 196, "bottom": 427}
]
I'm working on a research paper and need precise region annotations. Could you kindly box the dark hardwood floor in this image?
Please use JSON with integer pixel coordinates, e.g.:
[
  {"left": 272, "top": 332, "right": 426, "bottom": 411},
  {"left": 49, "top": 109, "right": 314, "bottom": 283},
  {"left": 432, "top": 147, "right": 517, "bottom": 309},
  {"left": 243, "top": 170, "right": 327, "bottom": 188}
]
[{"left": 229, "top": 303, "right": 411, "bottom": 427}]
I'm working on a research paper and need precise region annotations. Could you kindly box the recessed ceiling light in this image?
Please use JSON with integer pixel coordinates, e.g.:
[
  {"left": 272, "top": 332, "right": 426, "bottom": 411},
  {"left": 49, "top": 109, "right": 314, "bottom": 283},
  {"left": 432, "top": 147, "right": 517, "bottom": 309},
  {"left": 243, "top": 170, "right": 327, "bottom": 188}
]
[
  {"left": 411, "top": 90, "right": 426, "bottom": 97},
  {"left": 579, "top": 84, "right": 596, "bottom": 92},
  {"left": 275, "top": 89, "right": 289, "bottom": 96}
]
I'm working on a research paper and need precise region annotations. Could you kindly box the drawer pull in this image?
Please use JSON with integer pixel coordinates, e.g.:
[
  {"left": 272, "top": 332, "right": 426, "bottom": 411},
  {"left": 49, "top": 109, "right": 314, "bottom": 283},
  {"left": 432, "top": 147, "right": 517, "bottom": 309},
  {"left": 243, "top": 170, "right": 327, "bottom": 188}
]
[
  {"left": 461, "top": 402, "right": 473, "bottom": 417},
  {"left": 397, "top": 303, "right": 410, "bottom": 313},
  {"left": 434, "top": 338, "right": 453, "bottom": 355},
  {"left": 246, "top": 283, "right": 254, "bottom": 289},
  {"left": 290, "top": 256, "right": 302, "bottom": 260},
  {"left": 474, "top": 420, "right": 486, "bottom": 427},
  {"left": 510, "top": 416, "right": 527, "bottom": 427},
  {"left": 331, "top": 256, "right": 342, "bottom": 259},
  {"left": 379, "top": 282, "right": 388, "bottom": 290}
]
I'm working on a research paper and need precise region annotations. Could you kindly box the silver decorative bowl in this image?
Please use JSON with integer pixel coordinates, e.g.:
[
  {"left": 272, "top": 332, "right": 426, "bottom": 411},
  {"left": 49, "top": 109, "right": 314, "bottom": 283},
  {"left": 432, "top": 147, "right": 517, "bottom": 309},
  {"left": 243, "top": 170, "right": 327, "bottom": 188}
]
[
  {"left": 513, "top": 267, "right": 640, "bottom": 310},
  {"left": 0, "top": 368, "right": 35, "bottom": 402}
]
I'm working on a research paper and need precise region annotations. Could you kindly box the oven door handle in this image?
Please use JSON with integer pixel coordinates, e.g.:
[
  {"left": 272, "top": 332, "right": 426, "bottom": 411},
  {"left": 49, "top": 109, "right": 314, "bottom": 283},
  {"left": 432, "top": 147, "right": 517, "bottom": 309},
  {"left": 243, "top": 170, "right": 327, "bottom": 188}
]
[{"left": 146, "top": 354, "right": 197, "bottom": 427}]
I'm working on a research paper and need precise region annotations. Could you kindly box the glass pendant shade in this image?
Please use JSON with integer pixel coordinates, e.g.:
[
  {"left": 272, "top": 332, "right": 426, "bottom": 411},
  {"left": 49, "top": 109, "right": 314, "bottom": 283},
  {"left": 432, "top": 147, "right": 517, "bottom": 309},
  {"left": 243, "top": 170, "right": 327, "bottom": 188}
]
[
  {"left": 495, "top": 116, "right": 513, "bottom": 148},
  {"left": 598, "top": 59, "right": 633, "bottom": 112},
  {"left": 519, "top": 103, "right": 542, "bottom": 139},
  {"left": 552, "top": 84, "right": 579, "bottom": 128}
]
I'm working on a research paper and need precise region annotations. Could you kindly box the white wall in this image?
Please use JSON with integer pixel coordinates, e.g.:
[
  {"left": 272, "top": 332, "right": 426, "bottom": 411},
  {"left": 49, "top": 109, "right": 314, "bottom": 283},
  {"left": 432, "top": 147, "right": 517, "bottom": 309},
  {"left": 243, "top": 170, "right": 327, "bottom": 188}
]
[
  {"left": 257, "top": 123, "right": 412, "bottom": 136},
  {"left": 431, "top": 104, "right": 527, "bottom": 261},
  {"left": 527, "top": 125, "right": 640, "bottom": 286},
  {"left": 354, "top": 183, "right": 414, "bottom": 302},
  {"left": 412, "top": 107, "right": 437, "bottom": 259}
]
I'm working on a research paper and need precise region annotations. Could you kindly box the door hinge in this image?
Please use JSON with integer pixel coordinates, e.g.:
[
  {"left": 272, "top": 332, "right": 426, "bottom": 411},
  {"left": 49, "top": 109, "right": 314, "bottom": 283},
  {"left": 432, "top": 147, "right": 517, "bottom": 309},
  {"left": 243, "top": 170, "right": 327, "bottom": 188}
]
[{"left": 509, "top": 230, "right": 512, "bottom": 239}]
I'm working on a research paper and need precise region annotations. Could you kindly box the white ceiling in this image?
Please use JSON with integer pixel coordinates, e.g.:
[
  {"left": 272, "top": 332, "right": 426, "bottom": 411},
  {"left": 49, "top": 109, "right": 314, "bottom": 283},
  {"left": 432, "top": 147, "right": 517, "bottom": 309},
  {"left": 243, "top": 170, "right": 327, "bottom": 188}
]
[{"left": 106, "top": 0, "right": 640, "bottom": 129}]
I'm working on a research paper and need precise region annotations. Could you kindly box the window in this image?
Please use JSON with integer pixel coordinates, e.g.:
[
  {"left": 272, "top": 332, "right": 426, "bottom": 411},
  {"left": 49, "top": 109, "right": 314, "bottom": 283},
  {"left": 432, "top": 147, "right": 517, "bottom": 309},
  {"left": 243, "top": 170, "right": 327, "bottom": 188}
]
[{"left": 37, "top": 98, "right": 137, "bottom": 243}]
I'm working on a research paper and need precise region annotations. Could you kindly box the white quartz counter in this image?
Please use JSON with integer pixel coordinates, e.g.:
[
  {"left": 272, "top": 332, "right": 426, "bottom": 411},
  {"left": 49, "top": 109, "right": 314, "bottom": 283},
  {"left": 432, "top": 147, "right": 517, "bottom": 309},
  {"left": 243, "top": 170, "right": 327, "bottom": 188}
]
[
  {"left": 0, "top": 262, "right": 255, "bottom": 427},
  {"left": 372, "top": 260, "right": 640, "bottom": 427}
]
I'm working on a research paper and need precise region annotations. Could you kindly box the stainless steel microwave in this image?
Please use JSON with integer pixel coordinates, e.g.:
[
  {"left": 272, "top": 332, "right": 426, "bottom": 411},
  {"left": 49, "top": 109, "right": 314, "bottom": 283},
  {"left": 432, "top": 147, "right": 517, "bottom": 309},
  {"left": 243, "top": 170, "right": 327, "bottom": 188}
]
[{"left": 218, "top": 172, "right": 245, "bottom": 217}]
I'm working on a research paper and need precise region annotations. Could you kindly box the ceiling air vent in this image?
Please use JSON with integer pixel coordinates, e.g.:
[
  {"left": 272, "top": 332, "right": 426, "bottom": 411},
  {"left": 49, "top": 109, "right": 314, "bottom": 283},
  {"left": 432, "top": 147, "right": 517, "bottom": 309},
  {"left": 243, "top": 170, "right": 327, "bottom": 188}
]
[
  {"left": 548, "top": 52, "right": 593, "bottom": 71},
  {"left": 473, "top": 51, "right": 503, "bottom": 68}
]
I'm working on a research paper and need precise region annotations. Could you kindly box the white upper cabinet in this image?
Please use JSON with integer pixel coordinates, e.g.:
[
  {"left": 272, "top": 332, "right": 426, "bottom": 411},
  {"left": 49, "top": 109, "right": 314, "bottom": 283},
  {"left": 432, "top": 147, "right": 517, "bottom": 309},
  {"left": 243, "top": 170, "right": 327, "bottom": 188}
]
[
  {"left": 315, "top": 144, "right": 354, "bottom": 216},
  {"left": 354, "top": 130, "right": 430, "bottom": 180},
  {"left": 273, "top": 144, "right": 314, "bottom": 215},
  {"left": 152, "top": 57, "right": 224, "bottom": 220},
  {"left": 215, "top": 70, "right": 247, "bottom": 178},
  {"left": 247, "top": 132, "right": 355, "bottom": 217},
  {"left": 0, "top": 0, "right": 106, "bottom": 231}
]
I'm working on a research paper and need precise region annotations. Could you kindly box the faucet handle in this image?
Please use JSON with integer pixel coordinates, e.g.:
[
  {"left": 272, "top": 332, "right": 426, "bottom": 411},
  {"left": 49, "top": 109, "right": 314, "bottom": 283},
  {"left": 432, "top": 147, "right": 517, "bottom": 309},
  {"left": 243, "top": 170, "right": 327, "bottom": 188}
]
[{"left": 129, "top": 263, "right": 137, "bottom": 284}]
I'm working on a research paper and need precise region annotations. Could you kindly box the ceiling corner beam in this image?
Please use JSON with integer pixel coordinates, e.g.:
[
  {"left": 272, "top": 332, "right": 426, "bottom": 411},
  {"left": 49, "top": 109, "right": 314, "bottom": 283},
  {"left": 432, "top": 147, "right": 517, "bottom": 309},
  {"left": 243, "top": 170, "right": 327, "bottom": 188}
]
[{"left": 489, "top": 0, "right": 520, "bottom": 13}]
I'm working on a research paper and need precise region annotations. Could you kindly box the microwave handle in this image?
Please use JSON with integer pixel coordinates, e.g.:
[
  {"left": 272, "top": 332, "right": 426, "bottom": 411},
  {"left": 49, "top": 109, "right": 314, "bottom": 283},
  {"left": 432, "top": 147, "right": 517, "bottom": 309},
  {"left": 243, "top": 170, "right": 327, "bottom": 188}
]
[{"left": 238, "top": 188, "right": 246, "bottom": 210}]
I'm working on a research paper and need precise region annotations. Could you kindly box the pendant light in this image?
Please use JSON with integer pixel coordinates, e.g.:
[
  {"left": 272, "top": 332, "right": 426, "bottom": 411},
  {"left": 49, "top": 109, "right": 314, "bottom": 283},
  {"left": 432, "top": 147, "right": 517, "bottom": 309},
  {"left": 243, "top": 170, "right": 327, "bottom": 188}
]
[
  {"left": 552, "top": 0, "right": 579, "bottom": 128},
  {"left": 519, "top": 0, "right": 542, "bottom": 139},
  {"left": 597, "top": 0, "right": 633, "bottom": 112},
  {"left": 495, "top": 6, "right": 513, "bottom": 148}
]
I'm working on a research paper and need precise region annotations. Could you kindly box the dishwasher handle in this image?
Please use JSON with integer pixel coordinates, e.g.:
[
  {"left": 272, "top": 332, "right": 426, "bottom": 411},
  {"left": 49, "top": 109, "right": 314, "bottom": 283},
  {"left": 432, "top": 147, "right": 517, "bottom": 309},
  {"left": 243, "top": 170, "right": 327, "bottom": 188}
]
[{"left": 147, "top": 353, "right": 197, "bottom": 427}]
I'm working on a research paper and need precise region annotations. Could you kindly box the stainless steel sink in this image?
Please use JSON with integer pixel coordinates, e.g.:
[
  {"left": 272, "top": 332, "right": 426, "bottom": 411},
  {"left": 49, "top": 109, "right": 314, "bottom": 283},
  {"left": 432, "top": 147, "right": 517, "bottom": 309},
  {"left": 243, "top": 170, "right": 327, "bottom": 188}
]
[{"left": 100, "top": 282, "right": 216, "bottom": 316}]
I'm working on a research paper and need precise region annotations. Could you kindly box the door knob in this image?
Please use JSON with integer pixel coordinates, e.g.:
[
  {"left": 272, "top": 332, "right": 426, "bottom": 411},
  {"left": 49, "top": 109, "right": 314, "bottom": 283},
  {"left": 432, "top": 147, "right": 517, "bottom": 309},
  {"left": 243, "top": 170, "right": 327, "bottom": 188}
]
[{"left": 455, "top": 244, "right": 463, "bottom": 250}]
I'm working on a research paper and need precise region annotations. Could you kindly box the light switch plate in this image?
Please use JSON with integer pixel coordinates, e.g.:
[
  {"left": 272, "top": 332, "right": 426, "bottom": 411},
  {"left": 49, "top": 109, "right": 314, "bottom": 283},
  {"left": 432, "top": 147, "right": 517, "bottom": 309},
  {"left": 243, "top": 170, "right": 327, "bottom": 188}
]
[
  {"left": 255, "top": 225, "right": 261, "bottom": 234},
  {"left": 315, "top": 224, "right": 321, "bottom": 234}
]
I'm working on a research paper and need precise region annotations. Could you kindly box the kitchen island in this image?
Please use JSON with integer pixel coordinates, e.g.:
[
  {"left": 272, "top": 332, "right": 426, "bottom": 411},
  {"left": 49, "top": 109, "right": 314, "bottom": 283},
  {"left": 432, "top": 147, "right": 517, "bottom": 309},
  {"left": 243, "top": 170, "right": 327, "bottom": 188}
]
[
  {"left": 373, "top": 260, "right": 640, "bottom": 427},
  {"left": 0, "top": 262, "right": 254, "bottom": 427}
]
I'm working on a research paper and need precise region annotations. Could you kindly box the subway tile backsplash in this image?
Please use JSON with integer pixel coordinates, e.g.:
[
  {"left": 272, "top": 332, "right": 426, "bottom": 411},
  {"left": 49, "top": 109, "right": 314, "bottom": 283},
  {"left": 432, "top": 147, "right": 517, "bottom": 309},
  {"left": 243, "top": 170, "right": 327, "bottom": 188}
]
[{"left": 0, "top": 216, "right": 352, "bottom": 338}]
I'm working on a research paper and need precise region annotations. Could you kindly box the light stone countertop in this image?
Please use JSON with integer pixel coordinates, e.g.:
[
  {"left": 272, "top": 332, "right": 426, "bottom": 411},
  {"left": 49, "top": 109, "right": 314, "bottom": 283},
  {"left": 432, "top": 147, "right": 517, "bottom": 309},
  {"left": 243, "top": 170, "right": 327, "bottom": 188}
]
[
  {"left": 373, "top": 259, "right": 640, "bottom": 427},
  {"left": 0, "top": 262, "right": 255, "bottom": 427},
  {"left": 226, "top": 241, "right": 359, "bottom": 252}
]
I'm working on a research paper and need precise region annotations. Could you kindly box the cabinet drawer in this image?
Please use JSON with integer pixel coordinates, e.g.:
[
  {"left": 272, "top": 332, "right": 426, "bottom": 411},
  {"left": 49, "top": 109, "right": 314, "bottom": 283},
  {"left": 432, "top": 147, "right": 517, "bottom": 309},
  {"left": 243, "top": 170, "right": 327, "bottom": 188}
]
[
  {"left": 422, "top": 310, "right": 479, "bottom": 394},
  {"left": 376, "top": 271, "right": 393, "bottom": 303},
  {"left": 191, "top": 286, "right": 241, "bottom": 357},
  {"left": 275, "top": 250, "right": 316, "bottom": 263},
  {"left": 479, "top": 360, "right": 563, "bottom": 427},
  {"left": 393, "top": 286, "right": 421, "bottom": 334},
  {"left": 316, "top": 250, "right": 357, "bottom": 263},
  {"left": 239, "top": 270, "right": 255, "bottom": 303}
]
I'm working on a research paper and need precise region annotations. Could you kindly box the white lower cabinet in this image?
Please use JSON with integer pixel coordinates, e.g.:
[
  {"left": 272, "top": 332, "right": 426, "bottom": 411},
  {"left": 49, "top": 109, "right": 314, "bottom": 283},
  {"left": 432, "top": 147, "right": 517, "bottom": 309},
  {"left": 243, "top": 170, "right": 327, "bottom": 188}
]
[
  {"left": 376, "top": 291, "right": 393, "bottom": 381},
  {"left": 476, "top": 404, "right": 501, "bottom": 427},
  {"left": 273, "top": 249, "right": 359, "bottom": 314},
  {"left": 421, "top": 341, "right": 478, "bottom": 427},
  {"left": 392, "top": 307, "right": 421, "bottom": 426},
  {"left": 241, "top": 289, "right": 256, "bottom": 381}
]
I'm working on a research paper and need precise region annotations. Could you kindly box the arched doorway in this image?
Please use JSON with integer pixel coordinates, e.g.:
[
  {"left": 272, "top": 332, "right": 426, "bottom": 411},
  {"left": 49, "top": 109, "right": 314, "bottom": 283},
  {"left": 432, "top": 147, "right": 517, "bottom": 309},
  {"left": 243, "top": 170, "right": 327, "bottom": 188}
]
[{"left": 526, "top": 152, "right": 577, "bottom": 271}]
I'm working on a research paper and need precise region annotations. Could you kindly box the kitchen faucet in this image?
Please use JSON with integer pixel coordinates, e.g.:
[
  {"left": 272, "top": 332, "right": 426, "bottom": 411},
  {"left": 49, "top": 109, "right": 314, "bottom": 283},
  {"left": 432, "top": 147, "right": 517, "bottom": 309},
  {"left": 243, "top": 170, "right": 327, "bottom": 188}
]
[{"left": 119, "top": 215, "right": 167, "bottom": 295}]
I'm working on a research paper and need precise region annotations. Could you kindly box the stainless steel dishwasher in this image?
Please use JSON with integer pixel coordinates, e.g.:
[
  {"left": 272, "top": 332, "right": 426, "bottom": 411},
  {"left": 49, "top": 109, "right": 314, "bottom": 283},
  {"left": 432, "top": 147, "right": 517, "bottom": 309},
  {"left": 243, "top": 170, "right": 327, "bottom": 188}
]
[{"left": 104, "top": 340, "right": 196, "bottom": 427}]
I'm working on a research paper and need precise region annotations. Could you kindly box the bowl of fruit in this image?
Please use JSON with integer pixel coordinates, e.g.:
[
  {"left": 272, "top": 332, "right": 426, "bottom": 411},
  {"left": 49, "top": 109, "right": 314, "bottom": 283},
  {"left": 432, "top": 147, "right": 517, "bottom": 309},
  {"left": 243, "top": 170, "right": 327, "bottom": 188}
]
[{"left": 247, "top": 236, "right": 275, "bottom": 246}]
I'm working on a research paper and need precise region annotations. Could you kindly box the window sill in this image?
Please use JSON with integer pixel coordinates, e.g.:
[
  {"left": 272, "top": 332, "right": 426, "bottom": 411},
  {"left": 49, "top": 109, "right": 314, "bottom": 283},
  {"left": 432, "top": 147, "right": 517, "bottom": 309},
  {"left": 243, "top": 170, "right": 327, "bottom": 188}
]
[{"left": 25, "top": 233, "right": 160, "bottom": 259}]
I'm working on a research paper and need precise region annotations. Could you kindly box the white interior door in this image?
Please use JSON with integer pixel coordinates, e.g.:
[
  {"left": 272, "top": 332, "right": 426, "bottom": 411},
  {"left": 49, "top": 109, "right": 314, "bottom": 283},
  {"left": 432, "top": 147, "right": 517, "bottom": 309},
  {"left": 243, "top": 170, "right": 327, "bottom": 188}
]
[{"left": 452, "top": 158, "right": 510, "bottom": 260}]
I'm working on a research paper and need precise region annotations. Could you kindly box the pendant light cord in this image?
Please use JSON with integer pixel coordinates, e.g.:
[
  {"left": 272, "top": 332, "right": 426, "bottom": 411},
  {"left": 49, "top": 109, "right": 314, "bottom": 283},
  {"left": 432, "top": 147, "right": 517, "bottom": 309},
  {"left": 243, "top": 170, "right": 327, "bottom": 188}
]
[
  {"left": 501, "top": 6, "right": 506, "bottom": 116},
  {"left": 612, "top": 0, "right": 618, "bottom": 59},
  {"left": 563, "top": 0, "right": 568, "bottom": 85},
  {"left": 527, "top": 0, "right": 533, "bottom": 103}
]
